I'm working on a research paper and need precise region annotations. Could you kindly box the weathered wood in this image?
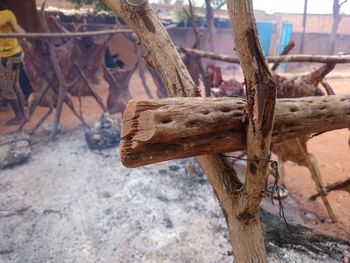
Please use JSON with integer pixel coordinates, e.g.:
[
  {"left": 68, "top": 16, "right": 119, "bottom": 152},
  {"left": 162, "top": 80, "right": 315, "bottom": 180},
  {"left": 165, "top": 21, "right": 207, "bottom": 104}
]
[
  {"left": 120, "top": 95, "right": 350, "bottom": 167},
  {"left": 102, "top": 0, "right": 300, "bottom": 262},
  {"left": 227, "top": 0, "right": 277, "bottom": 260},
  {"left": 181, "top": 47, "right": 350, "bottom": 64}
]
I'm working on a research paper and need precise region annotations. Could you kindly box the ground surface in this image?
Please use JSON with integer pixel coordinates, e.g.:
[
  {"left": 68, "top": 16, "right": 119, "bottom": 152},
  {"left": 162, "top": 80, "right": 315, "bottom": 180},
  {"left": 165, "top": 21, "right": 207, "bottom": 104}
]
[
  {"left": 0, "top": 66, "right": 349, "bottom": 262},
  {"left": 0, "top": 130, "right": 347, "bottom": 263}
]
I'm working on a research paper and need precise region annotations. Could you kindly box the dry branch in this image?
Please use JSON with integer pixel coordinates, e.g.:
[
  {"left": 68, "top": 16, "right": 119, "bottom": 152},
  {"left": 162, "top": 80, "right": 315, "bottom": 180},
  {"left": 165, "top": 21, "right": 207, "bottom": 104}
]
[
  {"left": 102, "top": 0, "right": 301, "bottom": 261},
  {"left": 310, "top": 178, "right": 350, "bottom": 199},
  {"left": 121, "top": 95, "right": 350, "bottom": 167},
  {"left": 181, "top": 47, "right": 350, "bottom": 64},
  {"left": 0, "top": 29, "right": 132, "bottom": 39},
  {"left": 227, "top": 1, "right": 277, "bottom": 260},
  {"left": 271, "top": 40, "right": 295, "bottom": 71},
  {"left": 76, "top": 65, "right": 107, "bottom": 112}
]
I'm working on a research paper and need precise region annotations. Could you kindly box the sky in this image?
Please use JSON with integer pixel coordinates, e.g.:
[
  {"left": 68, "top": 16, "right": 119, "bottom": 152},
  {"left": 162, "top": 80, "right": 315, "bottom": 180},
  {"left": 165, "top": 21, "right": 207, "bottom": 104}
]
[{"left": 252, "top": 0, "right": 350, "bottom": 14}]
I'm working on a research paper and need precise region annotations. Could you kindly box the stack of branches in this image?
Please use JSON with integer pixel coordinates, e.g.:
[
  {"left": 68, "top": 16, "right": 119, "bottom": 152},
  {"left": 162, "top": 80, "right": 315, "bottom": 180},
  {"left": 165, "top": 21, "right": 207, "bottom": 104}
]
[{"left": 18, "top": 9, "right": 113, "bottom": 137}]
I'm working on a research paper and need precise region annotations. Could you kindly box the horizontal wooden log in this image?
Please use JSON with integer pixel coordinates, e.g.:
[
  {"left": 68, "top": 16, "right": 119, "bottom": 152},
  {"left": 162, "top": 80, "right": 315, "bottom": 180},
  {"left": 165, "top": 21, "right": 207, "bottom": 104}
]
[
  {"left": 121, "top": 95, "right": 350, "bottom": 167},
  {"left": 181, "top": 47, "right": 350, "bottom": 64}
]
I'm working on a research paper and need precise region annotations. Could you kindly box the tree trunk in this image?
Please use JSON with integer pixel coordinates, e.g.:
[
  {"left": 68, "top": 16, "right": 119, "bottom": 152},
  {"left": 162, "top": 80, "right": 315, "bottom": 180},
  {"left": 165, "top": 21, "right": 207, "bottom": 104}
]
[
  {"left": 205, "top": 0, "right": 216, "bottom": 53},
  {"left": 328, "top": 0, "right": 344, "bottom": 54},
  {"left": 300, "top": 0, "right": 308, "bottom": 53},
  {"left": 120, "top": 95, "right": 350, "bottom": 167},
  {"left": 102, "top": 0, "right": 275, "bottom": 261},
  {"left": 1, "top": 0, "right": 42, "bottom": 32}
]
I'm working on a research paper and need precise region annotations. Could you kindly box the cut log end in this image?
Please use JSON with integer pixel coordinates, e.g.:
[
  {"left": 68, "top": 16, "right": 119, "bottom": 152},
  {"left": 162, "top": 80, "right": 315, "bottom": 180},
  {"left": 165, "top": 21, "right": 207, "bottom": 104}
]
[{"left": 120, "top": 95, "right": 350, "bottom": 167}]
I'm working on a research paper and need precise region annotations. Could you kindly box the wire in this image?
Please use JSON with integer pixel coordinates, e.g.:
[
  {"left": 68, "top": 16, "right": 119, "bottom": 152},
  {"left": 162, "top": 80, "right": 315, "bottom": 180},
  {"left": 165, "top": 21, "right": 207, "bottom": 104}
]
[{"left": 223, "top": 153, "right": 292, "bottom": 234}]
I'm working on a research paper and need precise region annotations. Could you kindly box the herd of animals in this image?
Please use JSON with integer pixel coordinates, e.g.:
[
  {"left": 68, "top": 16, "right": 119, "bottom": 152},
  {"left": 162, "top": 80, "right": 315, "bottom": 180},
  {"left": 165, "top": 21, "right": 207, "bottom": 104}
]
[{"left": 1, "top": 15, "right": 344, "bottom": 221}]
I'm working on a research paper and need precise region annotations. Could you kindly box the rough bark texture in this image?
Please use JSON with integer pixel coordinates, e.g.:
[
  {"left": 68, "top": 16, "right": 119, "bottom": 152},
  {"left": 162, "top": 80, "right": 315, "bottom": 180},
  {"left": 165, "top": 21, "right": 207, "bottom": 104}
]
[
  {"left": 103, "top": 0, "right": 274, "bottom": 261},
  {"left": 120, "top": 95, "right": 350, "bottom": 166},
  {"left": 227, "top": 1, "right": 277, "bottom": 261}
]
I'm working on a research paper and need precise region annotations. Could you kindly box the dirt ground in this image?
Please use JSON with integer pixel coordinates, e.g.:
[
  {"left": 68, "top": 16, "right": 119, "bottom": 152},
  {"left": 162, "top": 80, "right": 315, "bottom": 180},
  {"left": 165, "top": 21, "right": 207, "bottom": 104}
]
[{"left": 0, "top": 65, "right": 349, "bottom": 262}]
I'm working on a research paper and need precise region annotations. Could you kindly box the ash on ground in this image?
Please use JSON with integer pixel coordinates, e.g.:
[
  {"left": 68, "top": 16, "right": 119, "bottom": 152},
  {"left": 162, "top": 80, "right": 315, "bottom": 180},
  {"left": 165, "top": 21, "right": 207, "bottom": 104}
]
[{"left": 0, "top": 130, "right": 344, "bottom": 263}]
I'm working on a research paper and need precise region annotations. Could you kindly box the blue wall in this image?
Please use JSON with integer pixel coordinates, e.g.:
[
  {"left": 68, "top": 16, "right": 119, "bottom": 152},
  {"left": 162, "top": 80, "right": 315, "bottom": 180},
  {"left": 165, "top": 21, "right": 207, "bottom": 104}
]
[{"left": 256, "top": 22, "right": 274, "bottom": 55}]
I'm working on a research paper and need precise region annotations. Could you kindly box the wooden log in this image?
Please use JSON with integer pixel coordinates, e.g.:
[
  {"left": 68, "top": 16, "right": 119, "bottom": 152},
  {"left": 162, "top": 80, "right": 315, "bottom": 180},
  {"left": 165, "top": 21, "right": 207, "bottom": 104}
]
[
  {"left": 121, "top": 95, "right": 350, "bottom": 167},
  {"left": 0, "top": 29, "right": 132, "bottom": 39},
  {"left": 180, "top": 47, "right": 350, "bottom": 64},
  {"left": 310, "top": 178, "right": 350, "bottom": 200},
  {"left": 271, "top": 40, "right": 295, "bottom": 71}
]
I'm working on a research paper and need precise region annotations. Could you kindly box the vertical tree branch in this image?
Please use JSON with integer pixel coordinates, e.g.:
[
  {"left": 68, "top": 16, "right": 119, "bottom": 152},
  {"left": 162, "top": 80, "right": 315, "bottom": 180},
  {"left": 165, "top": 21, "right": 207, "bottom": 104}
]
[
  {"left": 226, "top": 0, "right": 277, "bottom": 261},
  {"left": 103, "top": 0, "right": 276, "bottom": 261},
  {"left": 183, "top": 0, "right": 212, "bottom": 96}
]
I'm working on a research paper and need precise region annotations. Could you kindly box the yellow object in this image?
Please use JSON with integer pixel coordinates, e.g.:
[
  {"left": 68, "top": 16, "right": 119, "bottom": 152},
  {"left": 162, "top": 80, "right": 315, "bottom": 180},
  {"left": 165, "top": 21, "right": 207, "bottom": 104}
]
[{"left": 0, "top": 10, "right": 22, "bottom": 58}]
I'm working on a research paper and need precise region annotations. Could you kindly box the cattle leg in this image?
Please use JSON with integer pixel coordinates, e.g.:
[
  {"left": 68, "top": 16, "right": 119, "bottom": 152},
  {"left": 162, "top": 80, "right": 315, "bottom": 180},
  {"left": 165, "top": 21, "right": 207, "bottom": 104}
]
[{"left": 302, "top": 149, "right": 337, "bottom": 222}]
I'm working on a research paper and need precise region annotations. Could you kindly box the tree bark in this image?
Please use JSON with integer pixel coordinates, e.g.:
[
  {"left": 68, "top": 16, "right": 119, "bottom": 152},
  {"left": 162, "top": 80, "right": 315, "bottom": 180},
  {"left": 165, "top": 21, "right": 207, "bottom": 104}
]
[
  {"left": 102, "top": 0, "right": 273, "bottom": 261},
  {"left": 225, "top": 0, "right": 277, "bottom": 260},
  {"left": 120, "top": 95, "right": 350, "bottom": 167}
]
